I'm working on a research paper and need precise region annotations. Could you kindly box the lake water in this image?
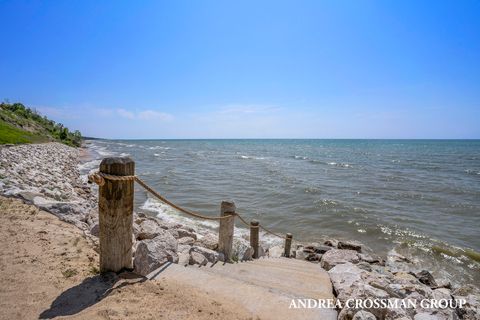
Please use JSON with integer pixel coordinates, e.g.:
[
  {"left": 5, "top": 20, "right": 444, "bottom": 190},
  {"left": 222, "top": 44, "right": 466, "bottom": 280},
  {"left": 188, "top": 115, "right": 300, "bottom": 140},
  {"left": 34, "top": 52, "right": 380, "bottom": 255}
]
[{"left": 81, "top": 139, "right": 480, "bottom": 286}]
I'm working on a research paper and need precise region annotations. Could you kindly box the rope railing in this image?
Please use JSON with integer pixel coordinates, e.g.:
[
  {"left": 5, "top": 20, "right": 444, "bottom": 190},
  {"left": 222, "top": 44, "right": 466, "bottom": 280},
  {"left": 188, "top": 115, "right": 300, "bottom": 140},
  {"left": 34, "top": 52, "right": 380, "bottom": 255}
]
[
  {"left": 88, "top": 171, "right": 288, "bottom": 238},
  {"left": 258, "top": 224, "right": 285, "bottom": 239},
  {"left": 89, "top": 172, "right": 234, "bottom": 221},
  {"left": 89, "top": 169, "right": 293, "bottom": 263}
]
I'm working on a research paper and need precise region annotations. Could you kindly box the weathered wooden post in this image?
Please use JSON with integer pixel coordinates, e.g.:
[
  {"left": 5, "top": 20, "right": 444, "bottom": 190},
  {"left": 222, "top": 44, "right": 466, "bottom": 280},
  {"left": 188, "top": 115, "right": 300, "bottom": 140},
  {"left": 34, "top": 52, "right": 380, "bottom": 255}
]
[
  {"left": 284, "top": 233, "right": 293, "bottom": 258},
  {"left": 250, "top": 220, "right": 259, "bottom": 259},
  {"left": 98, "top": 157, "right": 135, "bottom": 273},
  {"left": 218, "top": 201, "right": 236, "bottom": 262}
]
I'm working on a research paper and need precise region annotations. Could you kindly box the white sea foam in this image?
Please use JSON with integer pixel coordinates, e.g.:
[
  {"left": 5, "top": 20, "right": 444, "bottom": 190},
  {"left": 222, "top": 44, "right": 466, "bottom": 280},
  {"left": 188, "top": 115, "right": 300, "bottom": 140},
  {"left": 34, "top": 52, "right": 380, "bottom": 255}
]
[
  {"left": 78, "top": 159, "right": 101, "bottom": 174},
  {"left": 326, "top": 161, "right": 352, "bottom": 168},
  {"left": 239, "top": 155, "right": 265, "bottom": 160},
  {"left": 140, "top": 197, "right": 218, "bottom": 229},
  {"left": 293, "top": 155, "right": 308, "bottom": 160},
  {"left": 96, "top": 147, "right": 116, "bottom": 157},
  {"left": 140, "top": 198, "right": 282, "bottom": 248},
  {"left": 465, "top": 169, "right": 480, "bottom": 175},
  {"left": 115, "top": 142, "right": 135, "bottom": 147},
  {"left": 148, "top": 146, "right": 171, "bottom": 150}
]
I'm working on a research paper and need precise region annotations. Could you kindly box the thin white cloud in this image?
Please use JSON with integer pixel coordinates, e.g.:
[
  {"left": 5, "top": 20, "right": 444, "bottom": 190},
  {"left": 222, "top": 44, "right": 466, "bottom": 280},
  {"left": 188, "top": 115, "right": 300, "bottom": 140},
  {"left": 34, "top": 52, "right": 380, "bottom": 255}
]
[
  {"left": 115, "top": 108, "right": 173, "bottom": 121},
  {"left": 138, "top": 110, "right": 173, "bottom": 121},
  {"left": 116, "top": 108, "right": 136, "bottom": 119}
]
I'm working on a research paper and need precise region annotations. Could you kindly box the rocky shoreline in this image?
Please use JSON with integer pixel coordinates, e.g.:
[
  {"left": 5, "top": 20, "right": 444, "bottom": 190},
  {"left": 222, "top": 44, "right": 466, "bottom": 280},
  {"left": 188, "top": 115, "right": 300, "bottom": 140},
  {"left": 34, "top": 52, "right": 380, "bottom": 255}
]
[{"left": 0, "top": 142, "right": 478, "bottom": 320}]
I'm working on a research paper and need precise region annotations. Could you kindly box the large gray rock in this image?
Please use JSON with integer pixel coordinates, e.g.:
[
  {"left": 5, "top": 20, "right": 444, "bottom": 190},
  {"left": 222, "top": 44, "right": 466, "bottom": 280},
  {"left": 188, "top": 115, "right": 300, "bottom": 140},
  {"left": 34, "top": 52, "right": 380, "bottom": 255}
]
[
  {"left": 321, "top": 249, "right": 360, "bottom": 270},
  {"left": 432, "top": 288, "right": 452, "bottom": 301},
  {"left": 352, "top": 310, "right": 376, "bottom": 320},
  {"left": 339, "top": 283, "right": 390, "bottom": 319},
  {"left": 452, "top": 285, "right": 479, "bottom": 297},
  {"left": 240, "top": 246, "right": 254, "bottom": 261},
  {"left": 232, "top": 238, "right": 254, "bottom": 261},
  {"left": 178, "top": 236, "right": 196, "bottom": 246},
  {"left": 338, "top": 240, "right": 363, "bottom": 252},
  {"left": 190, "top": 246, "right": 220, "bottom": 264},
  {"left": 453, "top": 293, "right": 480, "bottom": 320},
  {"left": 258, "top": 245, "right": 266, "bottom": 258},
  {"left": 385, "top": 281, "right": 432, "bottom": 300},
  {"left": 133, "top": 234, "right": 178, "bottom": 276},
  {"left": 393, "top": 272, "right": 418, "bottom": 283},
  {"left": 177, "top": 244, "right": 192, "bottom": 254},
  {"left": 137, "top": 219, "right": 166, "bottom": 240},
  {"left": 328, "top": 263, "right": 363, "bottom": 300},
  {"left": 268, "top": 245, "right": 284, "bottom": 258},
  {"left": 176, "top": 228, "right": 197, "bottom": 240},
  {"left": 434, "top": 278, "right": 451, "bottom": 289},
  {"left": 324, "top": 239, "right": 339, "bottom": 248},
  {"left": 177, "top": 252, "right": 190, "bottom": 266},
  {"left": 359, "top": 253, "right": 384, "bottom": 265},
  {"left": 18, "top": 191, "right": 44, "bottom": 203},
  {"left": 314, "top": 245, "right": 332, "bottom": 254},
  {"left": 196, "top": 233, "right": 218, "bottom": 250},
  {"left": 330, "top": 263, "right": 400, "bottom": 319},
  {"left": 385, "top": 307, "right": 413, "bottom": 320},
  {"left": 413, "top": 270, "right": 437, "bottom": 288},
  {"left": 413, "top": 313, "right": 438, "bottom": 320},
  {"left": 295, "top": 249, "right": 307, "bottom": 260},
  {"left": 189, "top": 251, "right": 207, "bottom": 266},
  {"left": 386, "top": 250, "right": 417, "bottom": 274}
]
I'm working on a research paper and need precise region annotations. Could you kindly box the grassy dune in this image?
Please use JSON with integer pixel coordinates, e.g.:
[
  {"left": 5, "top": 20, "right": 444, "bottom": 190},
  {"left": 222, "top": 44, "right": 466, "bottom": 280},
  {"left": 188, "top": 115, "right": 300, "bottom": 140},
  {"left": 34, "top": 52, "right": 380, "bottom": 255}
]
[
  {"left": 0, "top": 102, "right": 81, "bottom": 146},
  {"left": 0, "top": 119, "right": 50, "bottom": 144}
]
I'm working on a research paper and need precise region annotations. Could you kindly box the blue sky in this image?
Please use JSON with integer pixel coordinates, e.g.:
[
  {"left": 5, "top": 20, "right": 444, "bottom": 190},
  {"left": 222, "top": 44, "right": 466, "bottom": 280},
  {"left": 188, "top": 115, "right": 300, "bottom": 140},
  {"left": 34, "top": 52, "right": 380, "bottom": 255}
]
[{"left": 0, "top": 0, "right": 479, "bottom": 139}]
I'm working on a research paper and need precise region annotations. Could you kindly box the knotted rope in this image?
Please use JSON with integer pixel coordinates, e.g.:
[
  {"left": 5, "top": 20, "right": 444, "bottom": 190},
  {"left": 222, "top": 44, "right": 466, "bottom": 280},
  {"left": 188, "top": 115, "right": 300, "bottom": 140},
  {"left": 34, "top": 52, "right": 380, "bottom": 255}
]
[{"left": 88, "top": 171, "right": 286, "bottom": 238}]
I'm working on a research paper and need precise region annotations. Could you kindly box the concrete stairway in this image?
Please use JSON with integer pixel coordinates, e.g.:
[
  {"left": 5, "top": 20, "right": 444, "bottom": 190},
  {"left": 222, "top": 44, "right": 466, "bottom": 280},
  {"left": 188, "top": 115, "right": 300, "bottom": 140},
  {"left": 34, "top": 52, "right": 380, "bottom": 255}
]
[{"left": 152, "top": 257, "right": 338, "bottom": 320}]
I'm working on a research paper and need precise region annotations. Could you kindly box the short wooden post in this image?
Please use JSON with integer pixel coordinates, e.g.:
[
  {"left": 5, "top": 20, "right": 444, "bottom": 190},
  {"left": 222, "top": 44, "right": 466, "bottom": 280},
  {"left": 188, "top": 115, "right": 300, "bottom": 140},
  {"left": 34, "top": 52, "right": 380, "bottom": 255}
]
[
  {"left": 284, "top": 233, "right": 293, "bottom": 258},
  {"left": 218, "top": 201, "right": 236, "bottom": 262},
  {"left": 250, "top": 220, "right": 259, "bottom": 259},
  {"left": 98, "top": 157, "right": 135, "bottom": 273}
]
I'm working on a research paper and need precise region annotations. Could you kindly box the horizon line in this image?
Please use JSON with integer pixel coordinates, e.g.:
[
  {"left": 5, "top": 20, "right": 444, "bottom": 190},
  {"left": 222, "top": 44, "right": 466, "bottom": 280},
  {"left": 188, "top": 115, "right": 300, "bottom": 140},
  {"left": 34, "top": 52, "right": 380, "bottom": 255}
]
[{"left": 83, "top": 137, "right": 480, "bottom": 141}]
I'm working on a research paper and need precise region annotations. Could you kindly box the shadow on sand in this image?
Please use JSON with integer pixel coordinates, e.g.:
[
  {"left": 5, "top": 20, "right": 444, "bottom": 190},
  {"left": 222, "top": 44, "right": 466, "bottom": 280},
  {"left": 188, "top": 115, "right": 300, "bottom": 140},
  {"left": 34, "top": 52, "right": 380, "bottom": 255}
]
[
  {"left": 39, "top": 263, "right": 175, "bottom": 319},
  {"left": 39, "top": 272, "right": 121, "bottom": 319}
]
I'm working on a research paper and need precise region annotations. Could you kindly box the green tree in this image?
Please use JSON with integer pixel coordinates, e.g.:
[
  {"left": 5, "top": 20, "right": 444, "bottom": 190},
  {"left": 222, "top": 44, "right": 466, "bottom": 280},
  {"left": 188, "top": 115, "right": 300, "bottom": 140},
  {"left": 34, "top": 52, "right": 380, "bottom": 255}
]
[{"left": 60, "top": 127, "right": 68, "bottom": 140}]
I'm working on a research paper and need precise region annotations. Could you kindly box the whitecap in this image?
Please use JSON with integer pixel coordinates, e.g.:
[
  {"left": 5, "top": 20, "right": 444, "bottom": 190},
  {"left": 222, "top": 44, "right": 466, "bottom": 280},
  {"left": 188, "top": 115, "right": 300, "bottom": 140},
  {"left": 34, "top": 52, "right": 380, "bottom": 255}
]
[
  {"left": 239, "top": 155, "right": 265, "bottom": 160},
  {"left": 97, "top": 148, "right": 116, "bottom": 157},
  {"left": 140, "top": 198, "right": 218, "bottom": 229},
  {"left": 148, "top": 146, "right": 171, "bottom": 150},
  {"left": 326, "top": 161, "right": 352, "bottom": 168},
  {"left": 140, "top": 198, "right": 282, "bottom": 248},
  {"left": 78, "top": 159, "right": 101, "bottom": 173},
  {"left": 293, "top": 155, "right": 308, "bottom": 160},
  {"left": 465, "top": 169, "right": 480, "bottom": 175}
]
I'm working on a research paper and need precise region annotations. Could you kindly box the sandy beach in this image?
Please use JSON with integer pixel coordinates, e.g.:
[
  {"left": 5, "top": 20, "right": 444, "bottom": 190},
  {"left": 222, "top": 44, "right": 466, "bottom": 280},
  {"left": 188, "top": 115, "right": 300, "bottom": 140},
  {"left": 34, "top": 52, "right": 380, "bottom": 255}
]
[{"left": 0, "top": 196, "right": 251, "bottom": 320}]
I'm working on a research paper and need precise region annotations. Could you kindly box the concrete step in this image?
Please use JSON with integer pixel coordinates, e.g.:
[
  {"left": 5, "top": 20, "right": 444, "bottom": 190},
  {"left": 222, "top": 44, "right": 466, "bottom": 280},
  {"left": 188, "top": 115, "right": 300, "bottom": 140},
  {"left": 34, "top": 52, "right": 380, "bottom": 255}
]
[{"left": 152, "top": 257, "right": 337, "bottom": 320}]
